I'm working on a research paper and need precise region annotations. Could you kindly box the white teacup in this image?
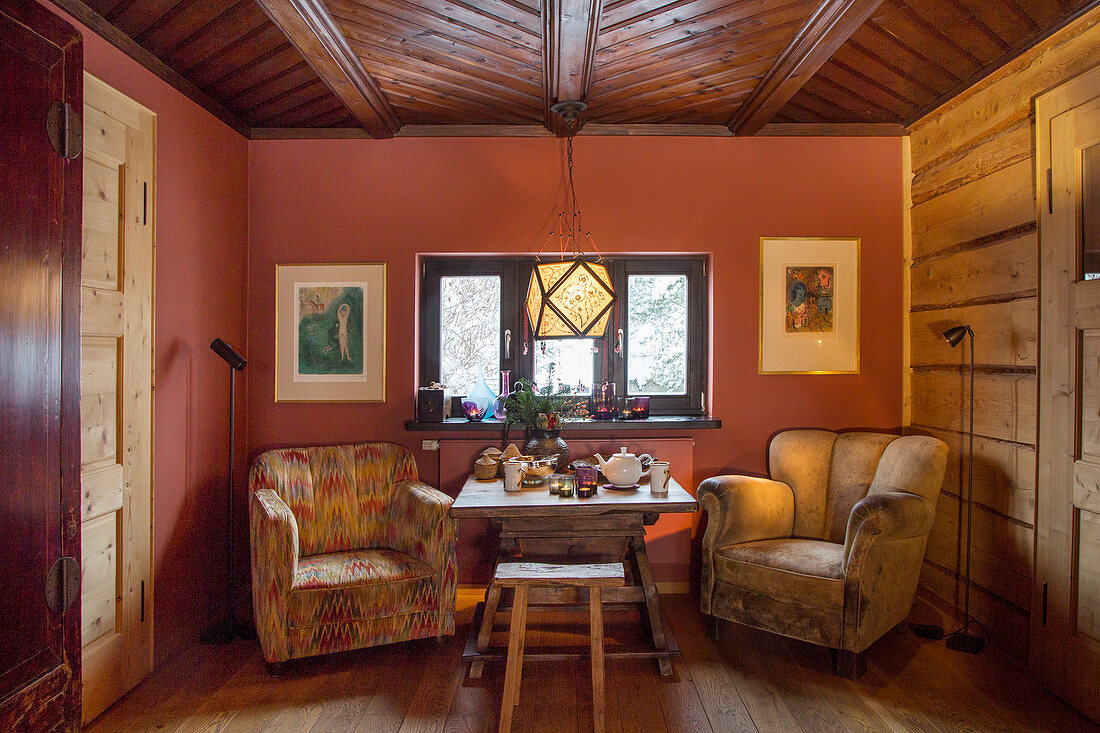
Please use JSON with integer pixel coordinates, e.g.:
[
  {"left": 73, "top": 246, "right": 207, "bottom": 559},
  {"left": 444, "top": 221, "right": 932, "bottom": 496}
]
[
  {"left": 650, "top": 461, "right": 670, "bottom": 495},
  {"left": 503, "top": 461, "right": 523, "bottom": 492}
]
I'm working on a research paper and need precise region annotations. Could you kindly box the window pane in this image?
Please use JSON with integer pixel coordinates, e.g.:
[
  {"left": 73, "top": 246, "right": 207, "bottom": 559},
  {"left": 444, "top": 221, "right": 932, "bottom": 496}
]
[
  {"left": 628, "top": 274, "right": 687, "bottom": 395},
  {"left": 440, "top": 275, "right": 500, "bottom": 395},
  {"left": 533, "top": 340, "right": 593, "bottom": 395}
]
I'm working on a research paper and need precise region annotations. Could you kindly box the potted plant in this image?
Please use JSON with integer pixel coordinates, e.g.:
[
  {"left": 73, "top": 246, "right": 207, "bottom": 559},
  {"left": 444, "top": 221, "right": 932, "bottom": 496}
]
[{"left": 503, "top": 379, "right": 589, "bottom": 471}]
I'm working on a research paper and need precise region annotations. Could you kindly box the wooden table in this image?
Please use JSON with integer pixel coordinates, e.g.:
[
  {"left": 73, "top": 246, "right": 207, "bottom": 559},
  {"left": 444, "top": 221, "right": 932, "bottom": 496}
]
[{"left": 451, "top": 474, "right": 698, "bottom": 676}]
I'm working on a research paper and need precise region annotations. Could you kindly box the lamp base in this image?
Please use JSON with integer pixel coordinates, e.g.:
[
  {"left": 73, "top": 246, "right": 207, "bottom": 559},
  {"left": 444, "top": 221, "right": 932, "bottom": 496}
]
[
  {"left": 946, "top": 632, "right": 986, "bottom": 654},
  {"left": 910, "top": 623, "right": 945, "bottom": 640}
]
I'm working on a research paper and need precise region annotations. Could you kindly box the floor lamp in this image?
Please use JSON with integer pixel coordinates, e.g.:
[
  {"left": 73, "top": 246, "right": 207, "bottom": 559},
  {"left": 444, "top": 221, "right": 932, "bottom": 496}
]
[
  {"left": 941, "top": 324, "right": 987, "bottom": 654},
  {"left": 202, "top": 338, "right": 253, "bottom": 644}
]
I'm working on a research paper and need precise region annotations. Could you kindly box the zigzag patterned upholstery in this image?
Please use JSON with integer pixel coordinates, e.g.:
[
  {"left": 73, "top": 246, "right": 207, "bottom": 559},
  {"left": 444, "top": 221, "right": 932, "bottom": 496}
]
[{"left": 249, "top": 442, "right": 457, "bottom": 663}]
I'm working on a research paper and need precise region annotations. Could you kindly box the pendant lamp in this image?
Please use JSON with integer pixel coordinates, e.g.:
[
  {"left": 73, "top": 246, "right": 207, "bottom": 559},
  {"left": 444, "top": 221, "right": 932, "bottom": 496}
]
[{"left": 525, "top": 101, "right": 616, "bottom": 339}]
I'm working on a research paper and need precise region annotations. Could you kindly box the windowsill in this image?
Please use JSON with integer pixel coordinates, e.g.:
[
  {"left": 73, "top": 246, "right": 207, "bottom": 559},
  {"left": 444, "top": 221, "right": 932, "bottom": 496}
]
[{"left": 404, "top": 416, "right": 721, "bottom": 432}]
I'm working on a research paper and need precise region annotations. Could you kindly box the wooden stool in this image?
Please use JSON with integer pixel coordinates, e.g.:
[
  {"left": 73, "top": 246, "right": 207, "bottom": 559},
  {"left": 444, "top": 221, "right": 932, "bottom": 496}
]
[{"left": 493, "top": 562, "right": 625, "bottom": 733}]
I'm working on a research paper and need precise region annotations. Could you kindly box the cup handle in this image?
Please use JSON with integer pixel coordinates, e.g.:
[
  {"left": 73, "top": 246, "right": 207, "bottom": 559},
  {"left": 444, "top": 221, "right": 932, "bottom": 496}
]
[{"left": 639, "top": 454, "right": 653, "bottom": 476}]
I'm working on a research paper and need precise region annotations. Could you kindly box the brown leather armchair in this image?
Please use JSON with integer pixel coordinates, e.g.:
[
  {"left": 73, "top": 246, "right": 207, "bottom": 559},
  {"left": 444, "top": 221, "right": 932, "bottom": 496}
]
[{"left": 699, "top": 430, "right": 948, "bottom": 677}]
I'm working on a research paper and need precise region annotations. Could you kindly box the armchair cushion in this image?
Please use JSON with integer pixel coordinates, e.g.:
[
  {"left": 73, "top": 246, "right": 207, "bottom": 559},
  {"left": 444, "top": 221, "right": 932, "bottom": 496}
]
[
  {"left": 713, "top": 539, "right": 845, "bottom": 647},
  {"left": 288, "top": 549, "right": 438, "bottom": 628}
]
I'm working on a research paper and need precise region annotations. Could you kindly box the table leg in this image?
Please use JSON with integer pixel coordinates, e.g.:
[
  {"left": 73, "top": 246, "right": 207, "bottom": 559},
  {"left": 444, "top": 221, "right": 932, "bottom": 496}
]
[
  {"left": 499, "top": 583, "right": 529, "bottom": 733},
  {"left": 469, "top": 582, "right": 501, "bottom": 679},
  {"left": 630, "top": 530, "right": 673, "bottom": 675},
  {"left": 590, "top": 586, "right": 606, "bottom": 733}
]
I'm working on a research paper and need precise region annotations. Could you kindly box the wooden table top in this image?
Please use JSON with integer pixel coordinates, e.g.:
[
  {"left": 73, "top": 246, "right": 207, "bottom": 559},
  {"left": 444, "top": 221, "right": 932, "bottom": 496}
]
[{"left": 450, "top": 475, "right": 698, "bottom": 518}]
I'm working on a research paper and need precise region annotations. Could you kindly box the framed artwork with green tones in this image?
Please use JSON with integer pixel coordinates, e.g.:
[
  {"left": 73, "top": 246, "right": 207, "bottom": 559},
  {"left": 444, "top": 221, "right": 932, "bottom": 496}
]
[{"left": 276, "top": 263, "right": 386, "bottom": 401}]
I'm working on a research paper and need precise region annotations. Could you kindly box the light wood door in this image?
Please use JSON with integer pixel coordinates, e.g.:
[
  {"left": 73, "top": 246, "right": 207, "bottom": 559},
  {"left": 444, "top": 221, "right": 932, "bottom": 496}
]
[
  {"left": 1036, "top": 64, "right": 1100, "bottom": 723},
  {"left": 79, "top": 73, "right": 155, "bottom": 724}
]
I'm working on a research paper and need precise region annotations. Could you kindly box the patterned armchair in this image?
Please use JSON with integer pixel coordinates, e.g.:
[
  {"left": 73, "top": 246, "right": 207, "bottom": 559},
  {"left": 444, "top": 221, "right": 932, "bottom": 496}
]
[{"left": 249, "top": 442, "right": 456, "bottom": 665}]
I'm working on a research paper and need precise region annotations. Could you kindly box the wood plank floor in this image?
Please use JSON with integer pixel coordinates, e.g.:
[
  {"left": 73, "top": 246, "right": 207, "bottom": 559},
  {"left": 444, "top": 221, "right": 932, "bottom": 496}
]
[{"left": 87, "top": 593, "right": 1098, "bottom": 732}]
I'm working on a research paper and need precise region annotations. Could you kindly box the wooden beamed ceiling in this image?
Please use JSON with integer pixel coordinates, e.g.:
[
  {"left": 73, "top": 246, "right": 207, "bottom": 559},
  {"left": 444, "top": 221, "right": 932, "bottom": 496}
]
[{"left": 63, "top": 0, "right": 1099, "bottom": 138}]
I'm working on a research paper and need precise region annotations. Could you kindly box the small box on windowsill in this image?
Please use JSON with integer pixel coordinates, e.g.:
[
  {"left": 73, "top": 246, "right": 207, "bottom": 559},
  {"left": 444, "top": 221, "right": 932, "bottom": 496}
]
[{"left": 416, "top": 388, "right": 445, "bottom": 423}]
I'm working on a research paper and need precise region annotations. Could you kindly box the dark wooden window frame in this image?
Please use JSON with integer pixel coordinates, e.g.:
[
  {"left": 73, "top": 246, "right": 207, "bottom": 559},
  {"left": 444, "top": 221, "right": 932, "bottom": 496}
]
[{"left": 419, "top": 255, "right": 708, "bottom": 415}]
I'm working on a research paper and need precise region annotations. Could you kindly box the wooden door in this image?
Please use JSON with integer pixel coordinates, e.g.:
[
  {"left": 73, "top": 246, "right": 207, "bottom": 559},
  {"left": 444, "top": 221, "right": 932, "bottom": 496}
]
[
  {"left": 0, "top": 2, "right": 82, "bottom": 730},
  {"left": 79, "top": 74, "right": 155, "bottom": 724},
  {"left": 1036, "top": 64, "right": 1100, "bottom": 722}
]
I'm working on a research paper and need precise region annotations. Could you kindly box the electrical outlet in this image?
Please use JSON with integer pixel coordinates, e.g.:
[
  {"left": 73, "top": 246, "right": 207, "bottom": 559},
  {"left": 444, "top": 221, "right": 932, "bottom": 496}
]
[{"left": 422, "top": 439, "right": 440, "bottom": 451}]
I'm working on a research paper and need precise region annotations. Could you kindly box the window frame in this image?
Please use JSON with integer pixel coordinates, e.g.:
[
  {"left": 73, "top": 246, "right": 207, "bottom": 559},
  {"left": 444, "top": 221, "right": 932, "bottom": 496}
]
[{"left": 419, "top": 255, "right": 708, "bottom": 415}]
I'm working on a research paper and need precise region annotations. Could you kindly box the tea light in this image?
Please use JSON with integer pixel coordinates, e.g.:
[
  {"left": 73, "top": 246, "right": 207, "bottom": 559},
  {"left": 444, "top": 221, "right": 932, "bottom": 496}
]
[
  {"left": 557, "top": 475, "right": 574, "bottom": 497},
  {"left": 548, "top": 474, "right": 562, "bottom": 495}
]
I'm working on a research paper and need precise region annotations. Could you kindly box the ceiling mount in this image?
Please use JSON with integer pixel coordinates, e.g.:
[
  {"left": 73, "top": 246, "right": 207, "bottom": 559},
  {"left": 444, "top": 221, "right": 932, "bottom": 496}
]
[{"left": 551, "top": 100, "right": 588, "bottom": 123}]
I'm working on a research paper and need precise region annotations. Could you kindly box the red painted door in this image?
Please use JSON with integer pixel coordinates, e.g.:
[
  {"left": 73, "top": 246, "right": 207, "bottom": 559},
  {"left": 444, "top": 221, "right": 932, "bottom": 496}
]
[{"left": 0, "top": 1, "right": 83, "bottom": 730}]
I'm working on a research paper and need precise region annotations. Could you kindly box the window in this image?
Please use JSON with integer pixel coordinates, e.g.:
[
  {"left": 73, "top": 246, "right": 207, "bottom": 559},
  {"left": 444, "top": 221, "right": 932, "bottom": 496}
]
[{"left": 420, "top": 256, "right": 707, "bottom": 415}]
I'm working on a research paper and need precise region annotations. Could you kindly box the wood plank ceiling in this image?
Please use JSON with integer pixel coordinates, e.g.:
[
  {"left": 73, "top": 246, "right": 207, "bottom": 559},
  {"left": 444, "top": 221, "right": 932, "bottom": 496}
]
[{"left": 63, "top": 0, "right": 1098, "bottom": 138}]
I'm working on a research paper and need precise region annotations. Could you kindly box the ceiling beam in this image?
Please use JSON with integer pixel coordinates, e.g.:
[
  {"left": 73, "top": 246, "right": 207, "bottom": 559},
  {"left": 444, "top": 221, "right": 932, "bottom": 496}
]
[
  {"left": 255, "top": 0, "right": 400, "bottom": 139},
  {"left": 542, "top": 0, "right": 603, "bottom": 136},
  {"left": 727, "top": 0, "right": 885, "bottom": 136}
]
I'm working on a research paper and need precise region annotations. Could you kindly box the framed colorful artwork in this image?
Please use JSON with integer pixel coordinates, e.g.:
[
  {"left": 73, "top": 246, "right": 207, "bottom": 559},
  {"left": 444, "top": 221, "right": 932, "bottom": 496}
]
[
  {"left": 275, "top": 263, "right": 386, "bottom": 401},
  {"left": 759, "top": 237, "right": 860, "bottom": 374}
]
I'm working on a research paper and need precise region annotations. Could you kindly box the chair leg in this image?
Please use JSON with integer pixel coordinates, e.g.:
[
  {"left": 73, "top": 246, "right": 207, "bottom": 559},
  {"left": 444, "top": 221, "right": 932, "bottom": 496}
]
[
  {"left": 590, "top": 586, "right": 606, "bottom": 733},
  {"left": 499, "top": 584, "right": 529, "bottom": 733},
  {"left": 471, "top": 582, "right": 502, "bottom": 679},
  {"left": 834, "top": 648, "right": 867, "bottom": 679}
]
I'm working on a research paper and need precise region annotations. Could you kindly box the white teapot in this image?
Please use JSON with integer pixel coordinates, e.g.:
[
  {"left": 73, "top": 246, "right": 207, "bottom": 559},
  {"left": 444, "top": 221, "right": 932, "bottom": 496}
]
[{"left": 594, "top": 446, "right": 652, "bottom": 488}]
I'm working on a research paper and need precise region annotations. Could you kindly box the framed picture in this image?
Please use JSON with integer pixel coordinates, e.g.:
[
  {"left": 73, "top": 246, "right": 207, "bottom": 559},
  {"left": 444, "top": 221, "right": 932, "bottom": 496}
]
[
  {"left": 759, "top": 237, "right": 859, "bottom": 374},
  {"left": 276, "top": 263, "right": 386, "bottom": 402}
]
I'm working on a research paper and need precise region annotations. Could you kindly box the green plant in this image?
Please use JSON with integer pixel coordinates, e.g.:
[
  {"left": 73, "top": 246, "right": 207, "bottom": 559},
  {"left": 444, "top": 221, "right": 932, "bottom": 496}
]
[{"left": 503, "top": 379, "right": 589, "bottom": 429}]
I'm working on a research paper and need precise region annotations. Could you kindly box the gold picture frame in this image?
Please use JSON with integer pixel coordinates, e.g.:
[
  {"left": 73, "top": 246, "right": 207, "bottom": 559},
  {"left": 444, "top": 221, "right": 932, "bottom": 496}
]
[
  {"left": 759, "top": 237, "right": 860, "bottom": 375},
  {"left": 275, "top": 263, "right": 387, "bottom": 402}
]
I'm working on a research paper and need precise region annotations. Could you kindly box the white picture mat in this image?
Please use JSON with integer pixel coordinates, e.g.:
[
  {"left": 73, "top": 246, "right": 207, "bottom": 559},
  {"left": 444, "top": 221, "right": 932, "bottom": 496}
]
[{"left": 760, "top": 238, "right": 860, "bottom": 374}]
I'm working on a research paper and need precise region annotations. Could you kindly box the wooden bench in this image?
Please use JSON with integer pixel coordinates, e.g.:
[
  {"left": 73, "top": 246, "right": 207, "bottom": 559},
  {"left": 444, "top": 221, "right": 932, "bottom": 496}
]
[{"left": 492, "top": 562, "right": 626, "bottom": 733}]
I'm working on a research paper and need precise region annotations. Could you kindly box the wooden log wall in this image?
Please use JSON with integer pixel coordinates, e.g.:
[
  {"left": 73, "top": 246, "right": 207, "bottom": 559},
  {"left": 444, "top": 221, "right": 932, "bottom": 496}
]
[{"left": 906, "top": 7, "right": 1100, "bottom": 662}]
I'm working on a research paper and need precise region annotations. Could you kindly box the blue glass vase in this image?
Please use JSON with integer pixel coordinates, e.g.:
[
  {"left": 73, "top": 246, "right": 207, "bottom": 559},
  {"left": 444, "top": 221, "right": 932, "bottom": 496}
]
[{"left": 467, "top": 366, "right": 498, "bottom": 420}]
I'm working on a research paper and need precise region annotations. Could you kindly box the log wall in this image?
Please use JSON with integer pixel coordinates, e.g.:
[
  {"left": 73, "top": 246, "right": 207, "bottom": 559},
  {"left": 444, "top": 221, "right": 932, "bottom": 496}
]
[{"left": 906, "top": 8, "right": 1100, "bottom": 662}]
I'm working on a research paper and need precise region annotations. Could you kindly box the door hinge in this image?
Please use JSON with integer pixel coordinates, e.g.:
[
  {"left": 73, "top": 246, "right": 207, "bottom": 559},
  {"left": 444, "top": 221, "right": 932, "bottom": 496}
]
[
  {"left": 141, "top": 580, "right": 146, "bottom": 622},
  {"left": 44, "top": 556, "right": 80, "bottom": 614},
  {"left": 1046, "top": 168, "right": 1053, "bottom": 214},
  {"left": 1042, "top": 582, "right": 1048, "bottom": 625},
  {"left": 46, "top": 102, "right": 82, "bottom": 160}
]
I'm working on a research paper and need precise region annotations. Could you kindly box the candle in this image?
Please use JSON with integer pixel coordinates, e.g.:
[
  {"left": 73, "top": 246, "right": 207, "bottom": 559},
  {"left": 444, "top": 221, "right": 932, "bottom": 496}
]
[
  {"left": 548, "top": 474, "right": 561, "bottom": 495},
  {"left": 575, "top": 465, "right": 597, "bottom": 498},
  {"left": 558, "top": 475, "right": 574, "bottom": 497}
]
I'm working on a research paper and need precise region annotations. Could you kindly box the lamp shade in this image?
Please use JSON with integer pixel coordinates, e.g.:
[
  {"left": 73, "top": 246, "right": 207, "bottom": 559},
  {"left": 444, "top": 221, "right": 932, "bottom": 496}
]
[
  {"left": 942, "top": 325, "right": 969, "bottom": 347},
  {"left": 526, "top": 258, "right": 616, "bottom": 338}
]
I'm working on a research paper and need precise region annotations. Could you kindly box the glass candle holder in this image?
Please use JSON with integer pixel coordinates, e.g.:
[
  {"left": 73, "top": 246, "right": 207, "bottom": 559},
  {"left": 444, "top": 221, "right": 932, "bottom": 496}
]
[
  {"left": 548, "top": 474, "right": 562, "bottom": 495},
  {"left": 629, "top": 396, "right": 650, "bottom": 420},
  {"left": 461, "top": 399, "right": 488, "bottom": 421},
  {"left": 593, "top": 380, "right": 615, "bottom": 420},
  {"left": 575, "top": 465, "right": 597, "bottom": 497},
  {"left": 557, "top": 475, "right": 574, "bottom": 497}
]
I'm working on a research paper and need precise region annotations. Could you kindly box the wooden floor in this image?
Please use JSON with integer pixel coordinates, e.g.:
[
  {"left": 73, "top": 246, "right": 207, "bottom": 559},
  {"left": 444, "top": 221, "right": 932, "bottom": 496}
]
[{"left": 87, "top": 593, "right": 1098, "bottom": 732}]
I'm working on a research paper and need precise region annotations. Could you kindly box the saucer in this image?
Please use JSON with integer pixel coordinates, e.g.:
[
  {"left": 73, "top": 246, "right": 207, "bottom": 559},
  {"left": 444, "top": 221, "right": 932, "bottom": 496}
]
[{"left": 603, "top": 483, "right": 640, "bottom": 491}]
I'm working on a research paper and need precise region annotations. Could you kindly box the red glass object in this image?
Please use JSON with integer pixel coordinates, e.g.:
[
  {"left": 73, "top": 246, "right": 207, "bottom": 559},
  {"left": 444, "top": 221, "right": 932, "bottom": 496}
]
[
  {"left": 575, "top": 465, "right": 597, "bottom": 498},
  {"left": 593, "top": 380, "right": 615, "bottom": 420}
]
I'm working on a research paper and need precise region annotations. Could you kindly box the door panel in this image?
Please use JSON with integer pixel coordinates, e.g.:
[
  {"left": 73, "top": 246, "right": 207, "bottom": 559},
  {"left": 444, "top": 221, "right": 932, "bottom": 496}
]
[
  {"left": 79, "top": 73, "right": 155, "bottom": 725},
  {"left": 1036, "top": 67, "right": 1100, "bottom": 723},
  {"left": 0, "top": 1, "right": 82, "bottom": 729}
]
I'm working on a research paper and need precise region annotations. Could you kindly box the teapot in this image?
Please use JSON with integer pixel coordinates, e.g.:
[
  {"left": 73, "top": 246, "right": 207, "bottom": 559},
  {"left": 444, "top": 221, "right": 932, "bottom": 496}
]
[{"left": 593, "top": 446, "right": 652, "bottom": 487}]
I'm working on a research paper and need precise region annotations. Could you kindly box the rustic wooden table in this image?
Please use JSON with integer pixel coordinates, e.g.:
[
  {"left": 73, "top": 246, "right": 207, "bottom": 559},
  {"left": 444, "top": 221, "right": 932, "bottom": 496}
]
[{"left": 450, "top": 474, "right": 698, "bottom": 676}]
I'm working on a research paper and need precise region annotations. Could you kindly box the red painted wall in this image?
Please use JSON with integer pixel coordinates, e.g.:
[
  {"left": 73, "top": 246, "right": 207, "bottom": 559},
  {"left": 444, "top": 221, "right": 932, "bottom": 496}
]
[
  {"left": 247, "top": 136, "right": 905, "bottom": 581},
  {"left": 44, "top": 2, "right": 251, "bottom": 664}
]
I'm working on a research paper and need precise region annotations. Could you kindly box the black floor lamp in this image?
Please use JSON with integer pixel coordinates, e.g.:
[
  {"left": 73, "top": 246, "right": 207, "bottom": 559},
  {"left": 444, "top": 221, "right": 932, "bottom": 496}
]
[
  {"left": 202, "top": 338, "right": 253, "bottom": 644},
  {"left": 940, "top": 324, "right": 987, "bottom": 654}
]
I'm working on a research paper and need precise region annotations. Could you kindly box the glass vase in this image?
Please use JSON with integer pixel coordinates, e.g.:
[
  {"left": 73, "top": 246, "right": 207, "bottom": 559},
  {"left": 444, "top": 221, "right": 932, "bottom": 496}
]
[{"left": 467, "top": 365, "right": 498, "bottom": 420}]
